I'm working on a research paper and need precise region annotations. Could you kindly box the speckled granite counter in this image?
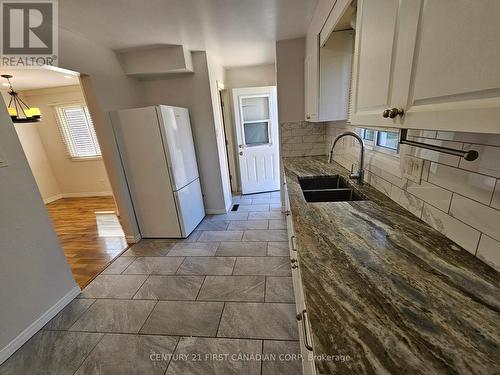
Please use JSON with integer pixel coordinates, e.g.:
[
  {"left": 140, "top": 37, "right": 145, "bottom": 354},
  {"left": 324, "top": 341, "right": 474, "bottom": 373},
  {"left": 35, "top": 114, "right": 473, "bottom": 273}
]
[{"left": 283, "top": 156, "right": 500, "bottom": 375}]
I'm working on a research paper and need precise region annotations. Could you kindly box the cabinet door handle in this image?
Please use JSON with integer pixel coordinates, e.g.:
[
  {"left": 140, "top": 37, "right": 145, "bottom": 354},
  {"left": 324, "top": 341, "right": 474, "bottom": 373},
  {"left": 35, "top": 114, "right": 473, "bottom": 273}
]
[
  {"left": 383, "top": 108, "right": 404, "bottom": 118},
  {"left": 389, "top": 107, "right": 404, "bottom": 118},
  {"left": 306, "top": 115, "right": 311, "bottom": 120},
  {"left": 291, "top": 236, "right": 297, "bottom": 251},
  {"left": 297, "top": 309, "right": 313, "bottom": 351}
]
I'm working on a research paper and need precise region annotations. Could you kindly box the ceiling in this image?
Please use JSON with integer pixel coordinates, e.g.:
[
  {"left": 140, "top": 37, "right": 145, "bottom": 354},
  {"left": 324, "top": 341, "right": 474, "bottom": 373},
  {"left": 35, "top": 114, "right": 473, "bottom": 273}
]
[
  {"left": 59, "top": 0, "right": 318, "bottom": 67},
  {"left": 0, "top": 68, "right": 79, "bottom": 90}
]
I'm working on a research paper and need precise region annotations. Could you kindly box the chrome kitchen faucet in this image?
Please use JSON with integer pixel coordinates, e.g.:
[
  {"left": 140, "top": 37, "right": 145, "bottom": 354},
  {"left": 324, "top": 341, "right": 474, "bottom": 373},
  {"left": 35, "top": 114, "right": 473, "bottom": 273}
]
[{"left": 327, "top": 131, "right": 365, "bottom": 185}]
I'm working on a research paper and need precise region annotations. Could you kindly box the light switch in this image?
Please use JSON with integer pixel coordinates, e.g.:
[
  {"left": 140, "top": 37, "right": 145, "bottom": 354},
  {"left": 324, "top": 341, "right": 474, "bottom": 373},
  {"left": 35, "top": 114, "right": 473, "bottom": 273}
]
[{"left": 401, "top": 154, "right": 423, "bottom": 184}]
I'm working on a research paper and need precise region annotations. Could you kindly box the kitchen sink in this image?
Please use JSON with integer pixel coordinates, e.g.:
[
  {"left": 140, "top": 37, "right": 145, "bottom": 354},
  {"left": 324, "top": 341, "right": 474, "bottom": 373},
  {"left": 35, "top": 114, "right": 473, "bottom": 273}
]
[
  {"left": 302, "top": 188, "right": 366, "bottom": 202},
  {"left": 298, "top": 175, "right": 367, "bottom": 202},
  {"left": 298, "top": 175, "right": 349, "bottom": 190}
]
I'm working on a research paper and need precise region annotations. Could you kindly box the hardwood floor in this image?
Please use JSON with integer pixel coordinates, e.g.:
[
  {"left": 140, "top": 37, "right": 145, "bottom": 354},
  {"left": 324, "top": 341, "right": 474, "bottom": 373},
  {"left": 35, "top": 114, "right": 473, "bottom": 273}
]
[{"left": 46, "top": 197, "right": 129, "bottom": 288}]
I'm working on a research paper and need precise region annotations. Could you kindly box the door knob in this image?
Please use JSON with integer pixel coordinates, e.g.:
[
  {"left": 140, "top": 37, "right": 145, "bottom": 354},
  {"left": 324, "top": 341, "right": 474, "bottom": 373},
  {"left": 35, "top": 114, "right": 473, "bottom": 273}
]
[
  {"left": 239, "top": 151, "right": 243, "bottom": 156},
  {"left": 382, "top": 109, "right": 391, "bottom": 118}
]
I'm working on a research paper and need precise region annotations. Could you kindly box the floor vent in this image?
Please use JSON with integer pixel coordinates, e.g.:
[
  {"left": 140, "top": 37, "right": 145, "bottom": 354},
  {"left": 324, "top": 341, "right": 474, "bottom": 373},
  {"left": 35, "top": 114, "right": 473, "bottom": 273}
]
[{"left": 231, "top": 204, "right": 239, "bottom": 211}]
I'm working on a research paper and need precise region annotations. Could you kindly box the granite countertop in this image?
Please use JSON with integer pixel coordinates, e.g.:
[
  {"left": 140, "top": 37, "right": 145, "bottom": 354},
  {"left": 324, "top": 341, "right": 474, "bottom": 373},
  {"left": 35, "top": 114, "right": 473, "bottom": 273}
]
[{"left": 283, "top": 156, "right": 500, "bottom": 375}]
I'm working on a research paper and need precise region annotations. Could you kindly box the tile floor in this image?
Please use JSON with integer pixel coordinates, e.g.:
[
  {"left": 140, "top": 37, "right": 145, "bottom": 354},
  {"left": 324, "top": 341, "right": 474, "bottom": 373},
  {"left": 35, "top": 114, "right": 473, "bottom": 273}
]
[{"left": 0, "top": 191, "right": 303, "bottom": 375}]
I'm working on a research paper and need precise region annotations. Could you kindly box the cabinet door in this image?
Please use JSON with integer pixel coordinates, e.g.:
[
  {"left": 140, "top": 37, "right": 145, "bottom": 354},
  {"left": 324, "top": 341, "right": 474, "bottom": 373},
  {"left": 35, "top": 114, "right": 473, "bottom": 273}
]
[
  {"left": 399, "top": 0, "right": 500, "bottom": 134},
  {"left": 349, "top": 0, "right": 401, "bottom": 126},
  {"left": 319, "top": 30, "right": 354, "bottom": 121},
  {"left": 304, "top": 35, "right": 319, "bottom": 122}
]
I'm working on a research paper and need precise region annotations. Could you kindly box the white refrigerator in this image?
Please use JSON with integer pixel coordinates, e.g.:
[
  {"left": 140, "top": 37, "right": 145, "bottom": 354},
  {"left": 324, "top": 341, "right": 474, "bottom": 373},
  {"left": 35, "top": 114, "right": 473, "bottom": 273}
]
[{"left": 111, "top": 105, "right": 205, "bottom": 238}]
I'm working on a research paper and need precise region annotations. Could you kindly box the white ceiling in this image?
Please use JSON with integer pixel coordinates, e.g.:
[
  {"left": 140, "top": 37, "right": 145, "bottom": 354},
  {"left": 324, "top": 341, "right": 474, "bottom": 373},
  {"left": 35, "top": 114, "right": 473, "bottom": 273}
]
[
  {"left": 59, "top": 0, "right": 318, "bottom": 67},
  {"left": 0, "top": 68, "right": 79, "bottom": 90}
]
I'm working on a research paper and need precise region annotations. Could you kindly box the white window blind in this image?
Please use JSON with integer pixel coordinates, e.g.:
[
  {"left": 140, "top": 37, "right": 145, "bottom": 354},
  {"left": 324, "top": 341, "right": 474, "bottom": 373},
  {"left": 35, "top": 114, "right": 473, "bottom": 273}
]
[{"left": 55, "top": 105, "right": 102, "bottom": 159}]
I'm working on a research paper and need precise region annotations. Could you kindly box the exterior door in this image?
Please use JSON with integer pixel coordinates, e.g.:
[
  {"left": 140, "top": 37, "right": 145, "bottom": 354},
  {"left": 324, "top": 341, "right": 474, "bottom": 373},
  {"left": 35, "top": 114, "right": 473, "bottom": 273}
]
[{"left": 232, "top": 86, "right": 280, "bottom": 195}]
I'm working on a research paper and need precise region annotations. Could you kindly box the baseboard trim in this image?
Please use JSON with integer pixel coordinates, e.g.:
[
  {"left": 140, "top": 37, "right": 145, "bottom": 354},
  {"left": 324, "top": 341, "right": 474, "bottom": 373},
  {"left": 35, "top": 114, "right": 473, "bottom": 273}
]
[
  {"left": 43, "top": 192, "right": 113, "bottom": 203},
  {"left": 205, "top": 208, "right": 228, "bottom": 214},
  {"left": 126, "top": 233, "right": 141, "bottom": 244},
  {"left": 0, "top": 285, "right": 81, "bottom": 365},
  {"left": 61, "top": 191, "right": 113, "bottom": 198}
]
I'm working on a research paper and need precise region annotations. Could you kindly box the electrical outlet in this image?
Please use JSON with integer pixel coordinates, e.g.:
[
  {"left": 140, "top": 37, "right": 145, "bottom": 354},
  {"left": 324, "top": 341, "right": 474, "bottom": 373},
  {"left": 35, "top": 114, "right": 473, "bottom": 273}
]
[{"left": 401, "top": 154, "right": 424, "bottom": 183}]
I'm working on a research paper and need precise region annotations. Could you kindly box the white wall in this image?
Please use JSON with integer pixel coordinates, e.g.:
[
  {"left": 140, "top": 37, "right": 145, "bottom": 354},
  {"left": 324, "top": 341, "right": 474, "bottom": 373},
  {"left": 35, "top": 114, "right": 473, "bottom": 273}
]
[
  {"left": 22, "top": 85, "right": 112, "bottom": 200},
  {"left": 58, "top": 27, "right": 144, "bottom": 241},
  {"left": 224, "top": 64, "right": 277, "bottom": 191},
  {"left": 0, "top": 29, "right": 145, "bottom": 363},
  {"left": 207, "top": 55, "right": 233, "bottom": 211},
  {"left": 225, "top": 64, "right": 276, "bottom": 88},
  {"left": 0, "top": 102, "right": 79, "bottom": 363},
  {"left": 276, "top": 38, "right": 305, "bottom": 123},
  {"left": 0, "top": 91, "right": 61, "bottom": 202},
  {"left": 139, "top": 51, "right": 231, "bottom": 213}
]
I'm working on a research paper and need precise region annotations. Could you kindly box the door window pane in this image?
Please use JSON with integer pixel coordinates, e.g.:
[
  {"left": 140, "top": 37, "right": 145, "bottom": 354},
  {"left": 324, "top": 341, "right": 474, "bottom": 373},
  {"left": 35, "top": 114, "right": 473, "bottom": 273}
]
[
  {"left": 241, "top": 96, "right": 269, "bottom": 122},
  {"left": 244, "top": 121, "right": 269, "bottom": 145}
]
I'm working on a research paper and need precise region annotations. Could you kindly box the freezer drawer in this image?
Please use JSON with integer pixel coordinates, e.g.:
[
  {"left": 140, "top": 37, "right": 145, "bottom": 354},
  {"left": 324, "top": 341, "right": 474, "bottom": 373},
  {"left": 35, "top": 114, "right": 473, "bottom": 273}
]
[{"left": 174, "top": 178, "right": 205, "bottom": 237}]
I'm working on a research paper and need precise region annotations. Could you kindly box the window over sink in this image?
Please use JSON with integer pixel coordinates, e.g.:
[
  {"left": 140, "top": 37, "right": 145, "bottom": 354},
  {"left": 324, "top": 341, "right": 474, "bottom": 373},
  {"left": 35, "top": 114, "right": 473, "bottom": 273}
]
[{"left": 357, "top": 128, "right": 399, "bottom": 155}]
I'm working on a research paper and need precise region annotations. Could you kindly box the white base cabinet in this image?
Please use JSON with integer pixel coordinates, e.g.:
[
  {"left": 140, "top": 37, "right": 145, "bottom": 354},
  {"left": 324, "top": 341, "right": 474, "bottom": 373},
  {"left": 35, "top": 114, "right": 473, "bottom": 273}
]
[{"left": 283, "top": 180, "right": 317, "bottom": 375}]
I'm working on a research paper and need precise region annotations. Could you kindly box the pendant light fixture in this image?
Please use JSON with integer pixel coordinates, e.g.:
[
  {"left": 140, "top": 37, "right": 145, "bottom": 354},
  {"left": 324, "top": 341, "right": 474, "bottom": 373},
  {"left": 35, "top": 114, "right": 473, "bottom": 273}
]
[{"left": 1, "top": 74, "right": 41, "bottom": 123}]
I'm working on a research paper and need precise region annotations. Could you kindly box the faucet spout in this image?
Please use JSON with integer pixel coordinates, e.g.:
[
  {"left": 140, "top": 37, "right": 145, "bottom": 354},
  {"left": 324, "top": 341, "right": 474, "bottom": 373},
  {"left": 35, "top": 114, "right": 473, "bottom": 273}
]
[{"left": 327, "top": 131, "right": 365, "bottom": 185}]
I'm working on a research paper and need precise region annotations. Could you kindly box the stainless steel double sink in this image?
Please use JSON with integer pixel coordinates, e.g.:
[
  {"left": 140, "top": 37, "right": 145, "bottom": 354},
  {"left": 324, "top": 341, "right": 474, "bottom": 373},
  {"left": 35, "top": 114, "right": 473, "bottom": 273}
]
[{"left": 298, "top": 175, "right": 367, "bottom": 203}]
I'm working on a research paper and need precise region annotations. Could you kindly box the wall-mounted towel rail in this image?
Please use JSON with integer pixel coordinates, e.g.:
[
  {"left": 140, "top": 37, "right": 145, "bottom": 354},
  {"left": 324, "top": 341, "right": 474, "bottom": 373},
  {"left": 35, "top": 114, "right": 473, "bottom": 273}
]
[{"left": 399, "top": 129, "right": 479, "bottom": 161}]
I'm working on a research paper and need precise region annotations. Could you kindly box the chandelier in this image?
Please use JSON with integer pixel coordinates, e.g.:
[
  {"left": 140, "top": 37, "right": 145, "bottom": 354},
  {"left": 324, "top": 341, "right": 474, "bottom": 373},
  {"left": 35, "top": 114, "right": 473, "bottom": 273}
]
[{"left": 1, "top": 74, "right": 41, "bottom": 123}]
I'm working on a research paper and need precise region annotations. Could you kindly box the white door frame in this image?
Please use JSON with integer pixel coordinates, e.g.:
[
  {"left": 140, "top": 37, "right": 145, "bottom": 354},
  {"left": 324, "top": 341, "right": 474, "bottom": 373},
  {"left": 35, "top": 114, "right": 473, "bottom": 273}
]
[{"left": 232, "top": 86, "right": 280, "bottom": 195}]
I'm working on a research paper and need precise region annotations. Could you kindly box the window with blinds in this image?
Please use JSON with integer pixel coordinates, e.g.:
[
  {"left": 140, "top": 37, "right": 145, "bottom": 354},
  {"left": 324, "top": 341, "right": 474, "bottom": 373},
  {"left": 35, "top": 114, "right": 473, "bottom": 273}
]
[{"left": 55, "top": 105, "right": 102, "bottom": 159}]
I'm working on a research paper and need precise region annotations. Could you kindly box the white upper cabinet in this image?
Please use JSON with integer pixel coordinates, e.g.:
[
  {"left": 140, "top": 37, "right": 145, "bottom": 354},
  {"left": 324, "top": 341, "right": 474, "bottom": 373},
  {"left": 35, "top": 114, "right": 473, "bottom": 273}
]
[
  {"left": 304, "top": 0, "right": 354, "bottom": 122},
  {"left": 400, "top": 0, "right": 500, "bottom": 133},
  {"left": 319, "top": 30, "right": 354, "bottom": 121},
  {"left": 349, "top": 0, "right": 401, "bottom": 126},
  {"left": 350, "top": 0, "right": 500, "bottom": 134},
  {"left": 304, "top": 27, "right": 320, "bottom": 122}
]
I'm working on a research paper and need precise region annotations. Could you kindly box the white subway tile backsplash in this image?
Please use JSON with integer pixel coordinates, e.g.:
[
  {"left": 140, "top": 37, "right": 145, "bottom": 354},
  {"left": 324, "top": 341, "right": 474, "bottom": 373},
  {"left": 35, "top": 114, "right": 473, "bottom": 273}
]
[
  {"left": 421, "top": 203, "right": 481, "bottom": 254},
  {"left": 422, "top": 160, "right": 431, "bottom": 181},
  {"left": 401, "top": 155, "right": 424, "bottom": 184},
  {"left": 449, "top": 195, "right": 500, "bottom": 242},
  {"left": 436, "top": 131, "right": 500, "bottom": 147},
  {"left": 491, "top": 181, "right": 500, "bottom": 210},
  {"left": 280, "top": 121, "right": 327, "bottom": 158},
  {"left": 282, "top": 136, "right": 304, "bottom": 144},
  {"left": 459, "top": 144, "right": 500, "bottom": 178},
  {"left": 476, "top": 235, "right": 500, "bottom": 272},
  {"left": 406, "top": 180, "right": 452, "bottom": 212},
  {"left": 407, "top": 130, "right": 437, "bottom": 138},
  {"left": 307, "top": 121, "right": 500, "bottom": 269},
  {"left": 303, "top": 135, "right": 325, "bottom": 143},
  {"left": 390, "top": 186, "right": 424, "bottom": 217},
  {"left": 428, "top": 162, "right": 496, "bottom": 205},
  {"left": 405, "top": 137, "right": 463, "bottom": 167},
  {"left": 365, "top": 171, "right": 392, "bottom": 196}
]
